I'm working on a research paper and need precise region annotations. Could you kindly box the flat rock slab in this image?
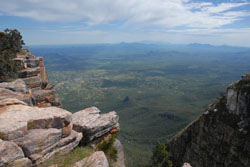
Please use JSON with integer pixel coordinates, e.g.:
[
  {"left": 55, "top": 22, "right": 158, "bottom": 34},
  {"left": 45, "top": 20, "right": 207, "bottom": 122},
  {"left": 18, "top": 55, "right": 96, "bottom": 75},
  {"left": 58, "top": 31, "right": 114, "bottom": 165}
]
[
  {"left": 0, "top": 105, "right": 71, "bottom": 140},
  {"left": 20, "top": 67, "right": 41, "bottom": 78},
  {"left": 0, "top": 98, "right": 27, "bottom": 108},
  {"left": 74, "top": 151, "right": 109, "bottom": 167},
  {"left": 0, "top": 79, "right": 28, "bottom": 93},
  {"left": 13, "top": 129, "right": 62, "bottom": 157},
  {"left": 0, "top": 88, "right": 33, "bottom": 106},
  {"left": 0, "top": 139, "right": 25, "bottom": 167},
  {"left": 72, "top": 107, "right": 119, "bottom": 142}
]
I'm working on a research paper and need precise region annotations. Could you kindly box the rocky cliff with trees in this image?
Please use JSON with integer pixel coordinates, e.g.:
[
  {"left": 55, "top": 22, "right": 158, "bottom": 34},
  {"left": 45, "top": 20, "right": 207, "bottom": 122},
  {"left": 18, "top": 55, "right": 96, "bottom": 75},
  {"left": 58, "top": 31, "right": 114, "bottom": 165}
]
[
  {"left": 164, "top": 73, "right": 250, "bottom": 167},
  {"left": 0, "top": 29, "right": 124, "bottom": 167}
]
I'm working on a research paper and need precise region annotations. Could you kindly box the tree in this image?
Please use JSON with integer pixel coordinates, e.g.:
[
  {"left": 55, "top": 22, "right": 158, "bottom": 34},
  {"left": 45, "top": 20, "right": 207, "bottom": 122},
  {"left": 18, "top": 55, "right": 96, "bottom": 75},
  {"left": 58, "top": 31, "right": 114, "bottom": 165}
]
[
  {"left": 151, "top": 142, "right": 173, "bottom": 167},
  {"left": 0, "top": 29, "right": 24, "bottom": 82}
]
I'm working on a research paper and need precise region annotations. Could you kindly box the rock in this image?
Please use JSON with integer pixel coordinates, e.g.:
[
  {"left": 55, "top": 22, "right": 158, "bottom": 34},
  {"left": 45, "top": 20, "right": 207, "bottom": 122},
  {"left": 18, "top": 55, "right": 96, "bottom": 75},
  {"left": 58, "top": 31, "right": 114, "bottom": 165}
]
[
  {"left": 6, "top": 158, "right": 32, "bottom": 167},
  {"left": 33, "top": 131, "right": 82, "bottom": 166},
  {"left": 183, "top": 163, "right": 192, "bottom": 167},
  {"left": 0, "top": 88, "right": 33, "bottom": 106},
  {"left": 20, "top": 67, "right": 41, "bottom": 78},
  {"left": 32, "top": 89, "right": 58, "bottom": 106},
  {"left": 13, "top": 129, "right": 82, "bottom": 166},
  {"left": 74, "top": 151, "right": 109, "bottom": 167},
  {"left": 13, "top": 129, "right": 62, "bottom": 158},
  {"left": 0, "top": 139, "right": 25, "bottom": 167},
  {"left": 0, "top": 79, "right": 28, "bottom": 93},
  {"left": 111, "top": 139, "right": 125, "bottom": 167},
  {"left": 72, "top": 107, "right": 119, "bottom": 143},
  {"left": 168, "top": 73, "right": 250, "bottom": 167},
  {"left": 22, "top": 76, "right": 42, "bottom": 89},
  {"left": 25, "top": 58, "right": 40, "bottom": 68},
  {"left": 0, "top": 98, "right": 27, "bottom": 107},
  {"left": 0, "top": 105, "right": 71, "bottom": 140}
]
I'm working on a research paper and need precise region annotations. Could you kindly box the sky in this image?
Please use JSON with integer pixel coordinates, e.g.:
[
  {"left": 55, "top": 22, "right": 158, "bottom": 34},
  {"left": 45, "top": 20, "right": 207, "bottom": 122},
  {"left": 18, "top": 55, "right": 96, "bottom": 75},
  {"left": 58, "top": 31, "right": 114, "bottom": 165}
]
[{"left": 0, "top": 0, "right": 250, "bottom": 46}]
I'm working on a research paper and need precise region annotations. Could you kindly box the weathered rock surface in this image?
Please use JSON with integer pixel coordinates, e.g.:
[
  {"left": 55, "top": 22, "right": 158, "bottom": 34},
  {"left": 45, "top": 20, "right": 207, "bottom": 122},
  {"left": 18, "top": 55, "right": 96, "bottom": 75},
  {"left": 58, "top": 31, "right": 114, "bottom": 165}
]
[
  {"left": 0, "top": 104, "right": 71, "bottom": 140},
  {"left": 111, "top": 139, "right": 125, "bottom": 167},
  {"left": 0, "top": 88, "right": 33, "bottom": 106},
  {"left": 74, "top": 151, "right": 109, "bottom": 167},
  {"left": 13, "top": 129, "right": 82, "bottom": 166},
  {"left": 72, "top": 107, "right": 119, "bottom": 143},
  {"left": 0, "top": 139, "right": 31, "bottom": 167},
  {"left": 169, "top": 73, "right": 250, "bottom": 167},
  {"left": 12, "top": 49, "right": 60, "bottom": 107},
  {"left": 0, "top": 79, "right": 28, "bottom": 93}
]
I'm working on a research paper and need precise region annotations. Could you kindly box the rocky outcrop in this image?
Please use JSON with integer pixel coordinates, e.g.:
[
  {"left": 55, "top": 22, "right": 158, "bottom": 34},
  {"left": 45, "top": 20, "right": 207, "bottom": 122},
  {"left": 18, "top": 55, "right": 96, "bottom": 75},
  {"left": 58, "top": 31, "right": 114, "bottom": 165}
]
[
  {"left": 0, "top": 100, "right": 82, "bottom": 166},
  {"left": 11, "top": 49, "right": 61, "bottom": 107},
  {"left": 168, "top": 73, "right": 250, "bottom": 167},
  {"left": 72, "top": 107, "right": 119, "bottom": 144},
  {"left": 74, "top": 151, "right": 109, "bottom": 167},
  {"left": 111, "top": 139, "right": 125, "bottom": 167},
  {"left": 0, "top": 50, "right": 124, "bottom": 167}
]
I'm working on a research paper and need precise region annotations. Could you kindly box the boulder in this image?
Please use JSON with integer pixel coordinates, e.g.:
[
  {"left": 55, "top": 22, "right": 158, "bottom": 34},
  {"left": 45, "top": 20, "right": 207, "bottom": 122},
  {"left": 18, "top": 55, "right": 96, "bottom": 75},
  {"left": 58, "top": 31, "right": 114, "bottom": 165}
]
[
  {"left": 22, "top": 76, "right": 42, "bottom": 89},
  {"left": 13, "top": 129, "right": 82, "bottom": 166},
  {"left": 0, "top": 139, "right": 26, "bottom": 167},
  {"left": 33, "top": 131, "right": 82, "bottom": 166},
  {"left": 0, "top": 88, "right": 33, "bottom": 106},
  {"left": 0, "top": 79, "right": 28, "bottom": 93},
  {"left": 74, "top": 151, "right": 109, "bottom": 167},
  {"left": 72, "top": 107, "right": 119, "bottom": 143},
  {"left": 0, "top": 105, "right": 71, "bottom": 140},
  {"left": 13, "top": 129, "right": 62, "bottom": 158}
]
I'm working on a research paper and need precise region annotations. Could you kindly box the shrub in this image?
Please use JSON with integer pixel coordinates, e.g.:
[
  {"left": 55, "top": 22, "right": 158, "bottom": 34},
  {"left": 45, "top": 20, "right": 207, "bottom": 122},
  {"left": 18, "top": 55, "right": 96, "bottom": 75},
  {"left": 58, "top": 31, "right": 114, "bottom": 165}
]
[
  {"left": 151, "top": 141, "right": 173, "bottom": 167},
  {"left": 0, "top": 29, "right": 24, "bottom": 82},
  {"left": 97, "top": 133, "right": 119, "bottom": 162}
]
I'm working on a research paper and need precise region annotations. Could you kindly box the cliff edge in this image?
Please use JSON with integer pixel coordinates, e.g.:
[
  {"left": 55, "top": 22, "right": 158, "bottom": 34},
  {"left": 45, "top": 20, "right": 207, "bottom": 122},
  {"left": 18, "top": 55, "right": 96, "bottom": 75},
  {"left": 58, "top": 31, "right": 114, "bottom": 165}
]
[
  {"left": 169, "top": 73, "right": 250, "bottom": 167},
  {"left": 0, "top": 50, "right": 124, "bottom": 167}
]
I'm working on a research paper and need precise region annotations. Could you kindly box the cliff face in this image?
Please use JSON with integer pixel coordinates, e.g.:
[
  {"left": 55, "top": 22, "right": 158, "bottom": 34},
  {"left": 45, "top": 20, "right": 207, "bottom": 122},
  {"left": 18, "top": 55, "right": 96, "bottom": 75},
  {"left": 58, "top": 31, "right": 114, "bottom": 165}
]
[
  {"left": 0, "top": 49, "right": 61, "bottom": 107},
  {"left": 169, "top": 73, "right": 250, "bottom": 167},
  {"left": 0, "top": 50, "right": 124, "bottom": 167}
]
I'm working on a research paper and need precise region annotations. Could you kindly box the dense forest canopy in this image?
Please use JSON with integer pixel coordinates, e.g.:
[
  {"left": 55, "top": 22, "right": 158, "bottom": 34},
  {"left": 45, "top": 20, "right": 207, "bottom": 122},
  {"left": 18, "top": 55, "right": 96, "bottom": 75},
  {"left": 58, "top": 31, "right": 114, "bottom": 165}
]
[{"left": 0, "top": 29, "right": 25, "bottom": 82}]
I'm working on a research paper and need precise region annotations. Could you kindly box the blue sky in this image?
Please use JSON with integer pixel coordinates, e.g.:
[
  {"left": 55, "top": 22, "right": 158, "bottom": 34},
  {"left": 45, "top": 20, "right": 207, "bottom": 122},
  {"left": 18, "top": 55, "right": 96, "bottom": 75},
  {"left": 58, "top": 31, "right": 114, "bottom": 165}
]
[{"left": 0, "top": 0, "right": 250, "bottom": 46}]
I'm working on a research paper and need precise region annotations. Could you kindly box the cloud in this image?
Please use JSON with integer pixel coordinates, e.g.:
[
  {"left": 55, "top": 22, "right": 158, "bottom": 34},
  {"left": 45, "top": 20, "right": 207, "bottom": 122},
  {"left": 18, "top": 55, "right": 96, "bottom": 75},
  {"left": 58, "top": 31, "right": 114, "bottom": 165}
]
[{"left": 0, "top": 0, "right": 249, "bottom": 28}]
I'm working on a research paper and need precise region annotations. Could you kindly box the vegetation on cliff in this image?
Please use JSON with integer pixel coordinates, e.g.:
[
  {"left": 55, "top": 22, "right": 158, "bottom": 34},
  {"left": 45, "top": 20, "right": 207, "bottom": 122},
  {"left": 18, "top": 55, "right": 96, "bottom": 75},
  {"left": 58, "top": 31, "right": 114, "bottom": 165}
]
[
  {"left": 0, "top": 29, "right": 24, "bottom": 82},
  {"left": 97, "top": 133, "right": 119, "bottom": 162}
]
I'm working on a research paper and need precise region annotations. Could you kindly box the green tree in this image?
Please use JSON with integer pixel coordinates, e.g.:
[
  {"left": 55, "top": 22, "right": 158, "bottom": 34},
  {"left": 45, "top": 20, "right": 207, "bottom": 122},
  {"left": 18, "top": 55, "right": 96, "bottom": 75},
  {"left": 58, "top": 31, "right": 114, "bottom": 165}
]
[
  {"left": 0, "top": 29, "right": 24, "bottom": 82},
  {"left": 151, "top": 142, "right": 173, "bottom": 167}
]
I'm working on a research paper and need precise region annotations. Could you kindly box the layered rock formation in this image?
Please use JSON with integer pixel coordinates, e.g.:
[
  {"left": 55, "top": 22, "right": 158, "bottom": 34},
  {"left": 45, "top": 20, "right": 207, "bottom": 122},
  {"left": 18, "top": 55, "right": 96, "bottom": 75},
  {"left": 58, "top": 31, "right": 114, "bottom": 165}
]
[
  {"left": 72, "top": 107, "right": 119, "bottom": 144},
  {"left": 0, "top": 49, "right": 61, "bottom": 107},
  {"left": 0, "top": 100, "right": 82, "bottom": 166},
  {"left": 169, "top": 73, "right": 250, "bottom": 167},
  {"left": 0, "top": 50, "right": 124, "bottom": 167}
]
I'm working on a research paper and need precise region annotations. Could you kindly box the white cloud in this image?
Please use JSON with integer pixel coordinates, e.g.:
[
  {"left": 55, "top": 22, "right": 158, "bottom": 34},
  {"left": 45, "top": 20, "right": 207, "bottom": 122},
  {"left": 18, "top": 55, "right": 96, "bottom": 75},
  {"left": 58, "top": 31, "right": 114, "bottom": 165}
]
[{"left": 0, "top": 0, "right": 249, "bottom": 28}]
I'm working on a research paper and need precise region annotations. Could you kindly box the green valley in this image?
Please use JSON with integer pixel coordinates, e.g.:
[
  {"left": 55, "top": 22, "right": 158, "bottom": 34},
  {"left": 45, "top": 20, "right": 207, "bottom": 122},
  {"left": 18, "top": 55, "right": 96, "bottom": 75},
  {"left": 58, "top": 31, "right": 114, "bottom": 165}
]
[{"left": 30, "top": 43, "right": 250, "bottom": 166}]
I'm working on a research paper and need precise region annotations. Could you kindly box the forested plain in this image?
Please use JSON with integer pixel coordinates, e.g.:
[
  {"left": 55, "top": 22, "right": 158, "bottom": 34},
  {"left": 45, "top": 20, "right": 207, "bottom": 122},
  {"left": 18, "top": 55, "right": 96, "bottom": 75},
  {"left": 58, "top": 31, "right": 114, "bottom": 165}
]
[{"left": 30, "top": 43, "right": 250, "bottom": 166}]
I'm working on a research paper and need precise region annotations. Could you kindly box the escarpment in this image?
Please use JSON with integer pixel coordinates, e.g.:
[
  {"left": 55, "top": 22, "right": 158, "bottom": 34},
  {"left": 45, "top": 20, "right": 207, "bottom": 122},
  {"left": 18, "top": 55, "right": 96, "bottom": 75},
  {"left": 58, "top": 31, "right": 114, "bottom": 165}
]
[
  {"left": 0, "top": 50, "right": 124, "bottom": 167},
  {"left": 169, "top": 73, "right": 250, "bottom": 167},
  {"left": 0, "top": 49, "right": 60, "bottom": 107}
]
